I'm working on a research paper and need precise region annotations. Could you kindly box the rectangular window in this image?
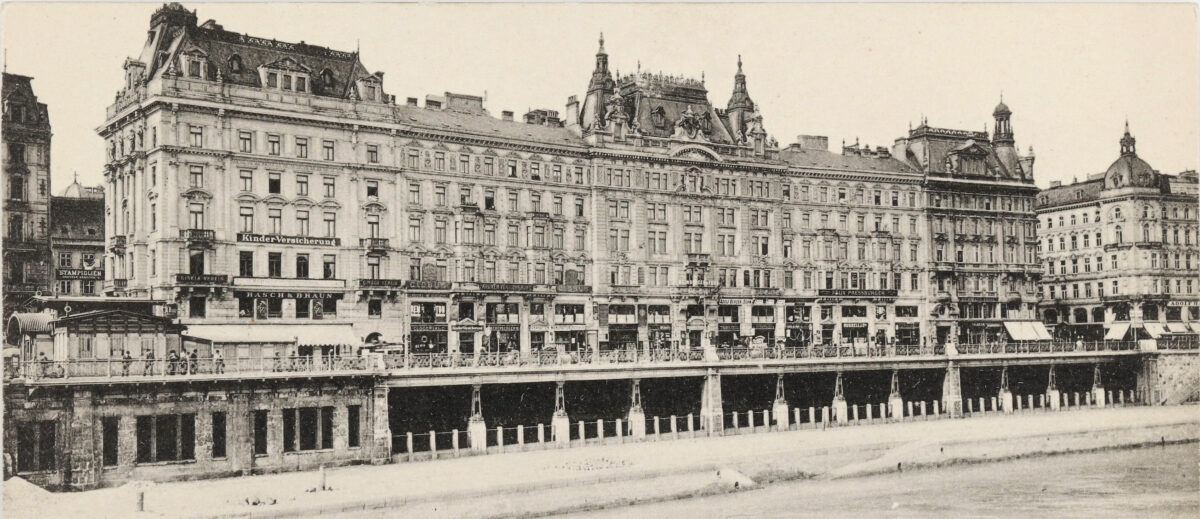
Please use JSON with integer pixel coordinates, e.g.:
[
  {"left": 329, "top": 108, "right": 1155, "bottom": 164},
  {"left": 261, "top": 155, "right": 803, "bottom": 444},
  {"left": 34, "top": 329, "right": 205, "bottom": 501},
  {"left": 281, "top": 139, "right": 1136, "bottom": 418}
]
[
  {"left": 267, "top": 134, "right": 280, "bottom": 155},
  {"left": 135, "top": 414, "right": 195, "bottom": 463},
  {"left": 296, "top": 137, "right": 308, "bottom": 158},
  {"left": 367, "top": 144, "right": 379, "bottom": 164},
  {"left": 211, "top": 412, "right": 227, "bottom": 458},
  {"left": 239, "top": 251, "right": 254, "bottom": 277},
  {"left": 322, "top": 140, "right": 335, "bottom": 161},
  {"left": 324, "top": 212, "right": 337, "bottom": 237},
  {"left": 189, "top": 165, "right": 204, "bottom": 188},
  {"left": 323, "top": 255, "right": 336, "bottom": 279},
  {"left": 189, "top": 125, "right": 203, "bottom": 147},
  {"left": 16, "top": 421, "right": 56, "bottom": 473},
  {"left": 268, "top": 252, "right": 282, "bottom": 278},
  {"left": 348, "top": 403, "right": 360, "bottom": 446},
  {"left": 240, "top": 170, "right": 253, "bottom": 191},
  {"left": 253, "top": 410, "right": 268, "bottom": 456},
  {"left": 366, "top": 180, "right": 379, "bottom": 198},
  {"left": 102, "top": 417, "right": 119, "bottom": 467},
  {"left": 296, "top": 254, "right": 309, "bottom": 278},
  {"left": 239, "top": 206, "right": 254, "bottom": 232},
  {"left": 239, "top": 131, "right": 253, "bottom": 152},
  {"left": 268, "top": 208, "right": 282, "bottom": 234},
  {"left": 268, "top": 171, "right": 281, "bottom": 194}
]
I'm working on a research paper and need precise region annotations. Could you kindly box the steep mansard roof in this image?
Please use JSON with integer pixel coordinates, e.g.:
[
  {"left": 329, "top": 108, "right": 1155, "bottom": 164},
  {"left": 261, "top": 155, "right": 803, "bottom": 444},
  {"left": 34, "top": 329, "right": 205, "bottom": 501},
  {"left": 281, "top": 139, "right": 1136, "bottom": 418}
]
[
  {"left": 143, "top": 19, "right": 372, "bottom": 100},
  {"left": 779, "top": 146, "right": 919, "bottom": 176}
]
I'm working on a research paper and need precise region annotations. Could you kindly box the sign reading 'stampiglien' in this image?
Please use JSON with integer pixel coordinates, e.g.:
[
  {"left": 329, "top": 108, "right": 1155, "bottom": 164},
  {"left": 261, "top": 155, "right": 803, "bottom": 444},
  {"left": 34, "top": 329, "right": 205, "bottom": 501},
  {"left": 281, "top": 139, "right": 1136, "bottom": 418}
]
[{"left": 237, "top": 233, "right": 340, "bottom": 247}]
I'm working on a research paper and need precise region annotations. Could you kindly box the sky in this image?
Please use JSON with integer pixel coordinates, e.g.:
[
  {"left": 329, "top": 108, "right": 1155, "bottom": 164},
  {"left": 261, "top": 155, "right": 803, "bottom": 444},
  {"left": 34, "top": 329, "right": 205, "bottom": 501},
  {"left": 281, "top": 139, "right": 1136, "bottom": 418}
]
[{"left": 1, "top": 2, "right": 1197, "bottom": 192}]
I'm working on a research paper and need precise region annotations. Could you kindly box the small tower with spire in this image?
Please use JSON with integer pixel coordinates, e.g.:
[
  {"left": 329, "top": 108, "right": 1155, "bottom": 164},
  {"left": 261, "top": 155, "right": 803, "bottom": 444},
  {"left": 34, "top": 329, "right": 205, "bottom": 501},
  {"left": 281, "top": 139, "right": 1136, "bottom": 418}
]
[
  {"left": 726, "top": 54, "right": 757, "bottom": 143},
  {"left": 992, "top": 94, "right": 1013, "bottom": 144},
  {"left": 1120, "top": 120, "right": 1136, "bottom": 156},
  {"left": 579, "top": 33, "right": 615, "bottom": 131}
]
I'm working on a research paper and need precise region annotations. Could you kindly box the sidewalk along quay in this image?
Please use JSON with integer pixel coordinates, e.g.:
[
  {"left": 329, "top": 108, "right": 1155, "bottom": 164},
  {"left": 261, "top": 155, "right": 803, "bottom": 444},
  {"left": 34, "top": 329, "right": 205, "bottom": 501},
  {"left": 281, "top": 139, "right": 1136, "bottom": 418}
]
[{"left": 4, "top": 405, "right": 1196, "bottom": 519}]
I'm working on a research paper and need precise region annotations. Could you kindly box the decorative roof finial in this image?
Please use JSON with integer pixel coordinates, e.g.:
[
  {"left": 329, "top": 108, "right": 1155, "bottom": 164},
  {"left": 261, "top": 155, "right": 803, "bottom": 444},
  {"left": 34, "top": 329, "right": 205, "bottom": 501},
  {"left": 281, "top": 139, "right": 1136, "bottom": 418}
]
[
  {"left": 598, "top": 32, "right": 605, "bottom": 53},
  {"left": 737, "top": 54, "right": 743, "bottom": 74}
]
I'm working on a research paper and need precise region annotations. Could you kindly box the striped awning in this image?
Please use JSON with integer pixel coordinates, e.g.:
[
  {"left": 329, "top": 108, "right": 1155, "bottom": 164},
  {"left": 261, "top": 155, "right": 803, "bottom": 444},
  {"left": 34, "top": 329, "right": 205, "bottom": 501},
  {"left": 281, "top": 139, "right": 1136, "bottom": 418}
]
[
  {"left": 1166, "top": 323, "right": 1192, "bottom": 334},
  {"left": 1104, "top": 323, "right": 1130, "bottom": 341},
  {"left": 1143, "top": 323, "right": 1167, "bottom": 339},
  {"left": 8, "top": 312, "right": 54, "bottom": 334}
]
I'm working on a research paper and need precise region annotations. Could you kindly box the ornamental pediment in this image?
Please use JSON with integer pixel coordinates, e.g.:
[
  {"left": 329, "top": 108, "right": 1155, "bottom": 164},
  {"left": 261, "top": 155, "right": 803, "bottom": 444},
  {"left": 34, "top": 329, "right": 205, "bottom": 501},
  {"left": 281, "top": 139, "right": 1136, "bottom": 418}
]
[
  {"left": 362, "top": 201, "right": 388, "bottom": 214},
  {"left": 181, "top": 187, "right": 213, "bottom": 202},
  {"left": 235, "top": 193, "right": 260, "bottom": 203},
  {"left": 668, "top": 144, "right": 722, "bottom": 162},
  {"left": 261, "top": 57, "right": 311, "bottom": 73}
]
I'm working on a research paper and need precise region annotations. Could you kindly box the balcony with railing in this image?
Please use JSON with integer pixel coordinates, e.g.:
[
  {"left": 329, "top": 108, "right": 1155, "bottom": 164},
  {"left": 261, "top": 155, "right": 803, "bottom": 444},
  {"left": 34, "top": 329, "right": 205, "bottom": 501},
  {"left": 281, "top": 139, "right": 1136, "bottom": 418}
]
[
  {"left": 108, "top": 235, "right": 127, "bottom": 252},
  {"left": 361, "top": 237, "right": 390, "bottom": 253},
  {"left": 180, "top": 229, "right": 215, "bottom": 247}
]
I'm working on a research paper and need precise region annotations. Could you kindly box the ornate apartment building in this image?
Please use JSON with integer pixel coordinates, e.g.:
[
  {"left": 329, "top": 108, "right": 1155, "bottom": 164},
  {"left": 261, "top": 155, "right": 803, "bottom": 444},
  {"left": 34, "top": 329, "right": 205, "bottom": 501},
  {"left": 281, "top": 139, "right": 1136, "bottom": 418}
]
[
  {"left": 1036, "top": 126, "right": 1200, "bottom": 341},
  {"left": 99, "top": 4, "right": 1040, "bottom": 357},
  {"left": 3, "top": 72, "right": 54, "bottom": 320}
]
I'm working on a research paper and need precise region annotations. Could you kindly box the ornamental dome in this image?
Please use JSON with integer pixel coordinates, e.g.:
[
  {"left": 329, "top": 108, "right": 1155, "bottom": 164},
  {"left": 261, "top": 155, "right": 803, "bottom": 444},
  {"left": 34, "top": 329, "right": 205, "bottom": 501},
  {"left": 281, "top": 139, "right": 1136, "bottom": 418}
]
[
  {"left": 1103, "top": 123, "right": 1158, "bottom": 189},
  {"left": 992, "top": 100, "right": 1011, "bottom": 117}
]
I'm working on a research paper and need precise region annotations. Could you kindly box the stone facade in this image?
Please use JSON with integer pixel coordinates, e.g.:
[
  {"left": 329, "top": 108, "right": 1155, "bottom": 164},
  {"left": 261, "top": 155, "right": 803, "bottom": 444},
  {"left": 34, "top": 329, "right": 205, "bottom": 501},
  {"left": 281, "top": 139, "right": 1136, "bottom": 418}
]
[
  {"left": 1036, "top": 126, "right": 1200, "bottom": 340},
  {"left": 3, "top": 72, "right": 54, "bottom": 321},
  {"left": 96, "top": 4, "right": 1047, "bottom": 356},
  {"left": 3, "top": 377, "right": 385, "bottom": 490}
]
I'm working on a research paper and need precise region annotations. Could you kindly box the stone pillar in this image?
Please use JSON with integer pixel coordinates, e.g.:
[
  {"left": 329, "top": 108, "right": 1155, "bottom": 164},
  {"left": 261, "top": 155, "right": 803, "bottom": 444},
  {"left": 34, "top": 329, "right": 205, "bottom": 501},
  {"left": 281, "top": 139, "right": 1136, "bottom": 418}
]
[
  {"left": 68, "top": 389, "right": 100, "bottom": 490},
  {"left": 371, "top": 385, "right": 392, "bottom": 464},
  {"left": 1046, "top": 364, "right": 1061, "bottom": 410},
  {"left": 519, "top": 302, "right": 532, "bottom": 358},
  {"left": 552, "top": 380, "right": 570, "bottom": 445},
  {"left": 468, "top": 384, "right": 487, "bottom": 452},
  {"left": 942, "top": 362, "right": 963, "bottom": 418},
  {"left": 1091, "top": 364, "right": 1106, "bottom": 407},
  {"left": 998, "top": 366, "right": 1014, "bottom": 413},
  {"left": 700, "top": 369, "right": 723, "bottom": 435},
  {"left": 628, "top": 379, "right": 646, "bottom": 437},
  {"left": 772, "top": 373, "right": 790, "bottom": 430},
  {"left": 888, "top": 370, "right": 904, "bottom": 420},
  {"left": 832, "top": 371, "right": 848, "bottom": 424}
]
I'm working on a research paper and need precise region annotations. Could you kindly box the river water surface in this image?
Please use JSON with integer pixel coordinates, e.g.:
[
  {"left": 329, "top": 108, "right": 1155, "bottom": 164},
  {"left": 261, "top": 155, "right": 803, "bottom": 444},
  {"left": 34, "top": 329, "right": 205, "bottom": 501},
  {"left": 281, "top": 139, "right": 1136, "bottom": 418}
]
[{"left": 575, "top": 443, "right": 1199, "bottom": 518}]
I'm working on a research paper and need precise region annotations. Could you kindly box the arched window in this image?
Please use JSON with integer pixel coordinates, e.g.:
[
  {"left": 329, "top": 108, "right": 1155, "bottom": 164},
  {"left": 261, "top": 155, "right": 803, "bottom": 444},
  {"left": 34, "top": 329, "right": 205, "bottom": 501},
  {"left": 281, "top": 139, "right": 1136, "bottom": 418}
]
[
  {"left": 1143, "top": 224, "right": 1151, "bottom": 242},
  {"left": 1114, "top": 207, "right": 1122, "bottom": 220},
  {"left": 1115, "top": 225, "right": 1123, "bottom": 243},
  {"left": 1143, "top": 206, "right": 1150, "bottom": 218},
  {"left": 228, "top": 54, "right": 243, "bottom": 73},
  {"left": 321, "top": 69, "right": 335, "bottom": 89}
]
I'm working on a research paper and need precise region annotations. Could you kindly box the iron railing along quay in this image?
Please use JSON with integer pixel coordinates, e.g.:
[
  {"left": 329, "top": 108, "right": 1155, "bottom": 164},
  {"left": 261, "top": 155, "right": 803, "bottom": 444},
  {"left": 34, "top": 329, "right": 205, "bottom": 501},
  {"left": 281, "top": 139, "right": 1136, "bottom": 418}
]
[{"left": 3, "top": 341, "right": 1151, "bottom": 382}]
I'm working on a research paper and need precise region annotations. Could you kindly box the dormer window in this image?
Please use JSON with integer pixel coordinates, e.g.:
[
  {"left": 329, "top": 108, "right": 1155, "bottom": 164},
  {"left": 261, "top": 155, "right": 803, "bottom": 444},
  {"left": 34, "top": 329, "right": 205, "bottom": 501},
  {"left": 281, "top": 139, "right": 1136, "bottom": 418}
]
[
  {"left": 188, "top": 60, "right": 201, "bottom": 78},
  {"left": 283, "top": 75, "right": 292, "bottom": 90},
  {"left": 366, "top": 85, "right": 377, "bottom": 101},
  {"left": 321, "top": 69, "right": 335, "bottom": 89},
  {"left": 267, "top": 72, "right": 278, "bottom": 88},
  {"left": 296, "top": 76, "right": 307, "bottom": 93},
  {"left": 228, "top": 54, "right": 243, "bottom": 73}
]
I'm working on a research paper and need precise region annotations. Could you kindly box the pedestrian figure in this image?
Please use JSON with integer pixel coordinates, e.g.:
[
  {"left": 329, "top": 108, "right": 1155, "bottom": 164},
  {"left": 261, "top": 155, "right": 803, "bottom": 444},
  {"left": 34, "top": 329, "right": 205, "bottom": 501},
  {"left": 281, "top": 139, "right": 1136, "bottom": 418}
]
[
  {"left": 214, "top": 349, "right": 225, "bottom": 374},
  {"left": 273, "top": 352, "right": 282, "bottom": 372},
  {"left": 144, "top": 350, "right": 156, "bottom": 376},
  {"left": 121, "top": 350, "right": 132, "bottom": 376},
  {"left": 37, "top": 352, "right": 49, "bottom": 377},
  {"left": 188, "top": 349, "right": 198, "bottom": 374},
  {"left": 167, "top": 350, "right": 179, "bottom": 375}
]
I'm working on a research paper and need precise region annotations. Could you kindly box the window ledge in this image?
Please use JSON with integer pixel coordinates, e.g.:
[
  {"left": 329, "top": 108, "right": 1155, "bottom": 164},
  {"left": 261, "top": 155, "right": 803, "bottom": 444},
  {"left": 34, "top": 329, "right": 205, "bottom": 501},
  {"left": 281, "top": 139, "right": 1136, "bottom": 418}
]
[
  {"left": 283, "top": 448, "right": 335, "bottom": 456},
  {"left": 134, "top": 459, "right": 196, "bottom": 467}
]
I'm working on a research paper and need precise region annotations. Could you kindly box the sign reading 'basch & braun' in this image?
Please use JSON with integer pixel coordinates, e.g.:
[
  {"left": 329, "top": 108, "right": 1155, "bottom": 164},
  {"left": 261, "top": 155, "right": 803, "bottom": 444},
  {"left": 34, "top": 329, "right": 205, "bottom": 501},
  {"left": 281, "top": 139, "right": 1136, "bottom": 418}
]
[{"left": 237, "top": 233, "right": 340, "bottom": 247}]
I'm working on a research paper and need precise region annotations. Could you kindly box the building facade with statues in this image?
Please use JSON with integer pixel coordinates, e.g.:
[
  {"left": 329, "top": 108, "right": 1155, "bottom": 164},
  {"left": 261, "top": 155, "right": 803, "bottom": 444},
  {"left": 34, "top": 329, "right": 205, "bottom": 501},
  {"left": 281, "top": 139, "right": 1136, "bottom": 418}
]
[{"left": 99, "top": 4, "right": 1042, "bottom": 360}]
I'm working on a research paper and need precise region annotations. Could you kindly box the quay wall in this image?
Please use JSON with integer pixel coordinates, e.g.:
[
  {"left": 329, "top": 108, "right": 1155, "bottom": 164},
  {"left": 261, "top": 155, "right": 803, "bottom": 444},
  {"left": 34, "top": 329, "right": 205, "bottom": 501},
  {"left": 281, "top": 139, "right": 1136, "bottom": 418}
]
[{"left": 1149, "top": 351, "right": 1200, "bottom": 405}]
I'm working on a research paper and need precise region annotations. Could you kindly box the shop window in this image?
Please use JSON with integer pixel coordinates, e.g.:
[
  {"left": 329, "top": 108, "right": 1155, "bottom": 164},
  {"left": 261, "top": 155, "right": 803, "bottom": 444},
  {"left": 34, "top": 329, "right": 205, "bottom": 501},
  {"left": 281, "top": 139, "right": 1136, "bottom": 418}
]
[{"left": 368, "top": 299, "right": 382, "bottom": 318}]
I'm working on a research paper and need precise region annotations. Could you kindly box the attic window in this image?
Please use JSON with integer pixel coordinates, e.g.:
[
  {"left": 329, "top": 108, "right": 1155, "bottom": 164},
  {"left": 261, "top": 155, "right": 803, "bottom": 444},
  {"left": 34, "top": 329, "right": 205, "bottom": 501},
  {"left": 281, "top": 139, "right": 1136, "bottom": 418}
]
[
  {"left": 321, "top": 69, "right": 335, "bottom": 89},
  {"left": 187, "top": 59, "right": 201, "bottom": 78},
  {"left": 228, "top": 55, "right": 243, "bottom": 73},
  {"left": 296, "top": 77, "right": 307, "bottom": 93},
  {"left": 267, "top": 72, "right": 278, "bottom": 88}
]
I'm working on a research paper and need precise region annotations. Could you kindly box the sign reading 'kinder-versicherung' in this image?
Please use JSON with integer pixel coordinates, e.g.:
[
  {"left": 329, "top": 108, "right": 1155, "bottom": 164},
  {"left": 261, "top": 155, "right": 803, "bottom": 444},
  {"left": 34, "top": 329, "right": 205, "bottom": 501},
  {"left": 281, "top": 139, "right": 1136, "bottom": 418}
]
[{"left": 236, "top": 233, "right": 340, "bottom": 247}]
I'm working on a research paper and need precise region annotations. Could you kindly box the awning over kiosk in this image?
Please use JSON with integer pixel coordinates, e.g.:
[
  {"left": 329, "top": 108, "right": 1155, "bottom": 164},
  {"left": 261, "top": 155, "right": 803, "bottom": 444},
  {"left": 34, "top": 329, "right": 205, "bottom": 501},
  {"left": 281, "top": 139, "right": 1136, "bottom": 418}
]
[
  {"left": 1104, "top": 323, "right": 1130, "bottom": 341},
  {"left": 186, "top": 324, "right": 361, "bottom": 346}
]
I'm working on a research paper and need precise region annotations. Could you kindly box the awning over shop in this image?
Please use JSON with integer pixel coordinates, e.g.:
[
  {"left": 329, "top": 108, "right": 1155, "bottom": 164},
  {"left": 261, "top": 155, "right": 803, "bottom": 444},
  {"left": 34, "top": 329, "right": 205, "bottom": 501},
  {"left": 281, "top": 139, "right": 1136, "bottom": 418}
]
[
  {"left": 1143, "top": 323, "right": 1167, "bottom": 339},
  {"left": 1003, "top": 321, "right": 1051, "bottom": 341},
  {"left": 1003, "top": 321, "right": 1038, "bottom": 341},
  {"left": 1190, "top": 322, "right": 1200, "bottom": 334},
  {"left": 1028, "top": 322, "right": 1054, "bottom": 341},
  {"left": 1166, "top": 323, "right": 1192, "bottom": 334},
  {"left": 185, "top": 324, "right": 361, "bottom": 346},
  {"left": 1104, "top": 323, "right": 1130, "bottom": 341}
]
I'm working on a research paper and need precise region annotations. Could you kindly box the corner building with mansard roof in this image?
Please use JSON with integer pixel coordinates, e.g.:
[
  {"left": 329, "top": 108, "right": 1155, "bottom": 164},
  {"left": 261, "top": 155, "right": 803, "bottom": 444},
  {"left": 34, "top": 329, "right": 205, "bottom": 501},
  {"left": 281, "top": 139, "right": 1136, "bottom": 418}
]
[{"left": 99, "top": 4, "right": 1040, "bottom": 357}]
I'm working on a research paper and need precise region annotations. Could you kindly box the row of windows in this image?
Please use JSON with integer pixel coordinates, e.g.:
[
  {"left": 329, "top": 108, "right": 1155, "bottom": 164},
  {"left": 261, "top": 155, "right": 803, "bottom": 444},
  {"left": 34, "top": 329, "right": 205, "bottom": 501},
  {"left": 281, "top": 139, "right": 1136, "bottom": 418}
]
[
  {"left": 412, "top": 183, "right": 587, "bottom": 216},
  {"left": 409, "top": 258, "right": 589, "bottom": 286},
  {"left": 1046, "top": 278, "right": 1195, "bottom": 300},
  {"left": 934, "top": 243, "right": 1037, "bottom": 264},
  {"left": 608, "top": 265, "right": 925, "bottom": 292},
  {"left": 1048, "top": 206, "right": 1195, "bottom": 229},
  {"left": 931, "top": 192, "right": 1032, "bottom": 212}
]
